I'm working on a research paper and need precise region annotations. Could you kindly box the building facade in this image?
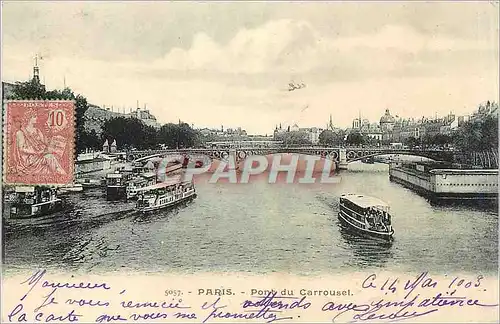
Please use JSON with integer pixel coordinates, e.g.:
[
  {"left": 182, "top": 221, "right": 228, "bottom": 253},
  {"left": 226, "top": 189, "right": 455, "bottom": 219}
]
[{"left": 83, "top": 105, "right": 161, "bottom": 135}]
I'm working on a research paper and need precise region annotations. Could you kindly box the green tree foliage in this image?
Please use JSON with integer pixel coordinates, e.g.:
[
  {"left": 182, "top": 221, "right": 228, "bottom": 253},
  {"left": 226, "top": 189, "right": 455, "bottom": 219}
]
[
  {"left": 157, "top": 123, "right": 200, "bottom": 149},
  {"left": 8, "top": 82, "right": 90, "bottom": 153}
]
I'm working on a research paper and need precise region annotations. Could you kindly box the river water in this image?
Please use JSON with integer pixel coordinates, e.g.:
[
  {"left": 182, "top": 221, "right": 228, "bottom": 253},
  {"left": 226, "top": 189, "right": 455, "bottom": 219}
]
[{"left": 3, "top": 163, "right": 498, "bottom": 276}]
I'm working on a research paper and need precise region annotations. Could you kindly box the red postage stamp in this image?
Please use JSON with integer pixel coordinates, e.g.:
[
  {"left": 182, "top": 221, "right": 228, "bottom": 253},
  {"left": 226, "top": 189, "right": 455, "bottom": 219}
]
[{"left": 3, "top": 100, "right": 75, "bottom": 185}]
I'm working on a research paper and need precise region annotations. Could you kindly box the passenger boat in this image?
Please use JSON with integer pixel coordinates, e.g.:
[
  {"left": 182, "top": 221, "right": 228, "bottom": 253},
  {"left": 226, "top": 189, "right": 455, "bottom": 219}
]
[
  {"left": 77, "top": 177, "right": 105, "bottom": 188},
  {"left": 126, "top": 172, "right": 157, "bottom": 200},
  {"left": 58, "top": 183, "right": 84, "bottom": 195},
  {"left": 338, "top": 194, "right": 394, "bottom": 240},
  {"left": 3, "top": 186, "right": 63, "bottom": 219},
  {"left": 106, "top": 171, "right": 132, "bottom": 201},
  {"left": 135, "top": 177, "right": 196, "bottom": 213},
  {"left": 166, "top": 160, "right": 184, "bottom": 174}
]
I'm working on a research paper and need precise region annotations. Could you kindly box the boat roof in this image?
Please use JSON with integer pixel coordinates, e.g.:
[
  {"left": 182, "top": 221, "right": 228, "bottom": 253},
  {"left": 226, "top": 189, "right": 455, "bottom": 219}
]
[
  {"left": 141, "top": 172, "right": 157, "bottom": 178},
  {"left": 138, "top": 177, "right": 189, "bottom": 191},
  {"left": 15, "top": 186, "right": 35, "bottom": 193},
  {"left": 341, "top": 193, "right": 389, "bottom": 209},
  {"left": 106, "top": 173, "right": 123, "bottom": 178}
]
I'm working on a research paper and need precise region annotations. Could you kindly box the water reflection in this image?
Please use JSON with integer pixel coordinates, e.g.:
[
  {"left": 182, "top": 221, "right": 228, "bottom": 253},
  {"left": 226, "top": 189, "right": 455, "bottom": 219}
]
[
  {"left": 429, "top": 199, "right": 498, "bottom": 212},
  {"left": 132, "top": 200, "right": 195, "bottom": 224},
  {"left": 337, "top": 222, "right": 394, "bottom": 269}
]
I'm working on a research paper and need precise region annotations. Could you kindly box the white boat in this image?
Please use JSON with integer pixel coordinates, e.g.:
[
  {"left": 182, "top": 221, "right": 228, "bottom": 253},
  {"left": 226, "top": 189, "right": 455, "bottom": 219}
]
[
  {"left": 77, "top": 178, "right": 104, "bottom": 188},
  {"left": 135, "top": 177, "right": 196, "bottom": 213},
  {"left": 58, "top": 183, "right": 84, "bottom": 194},
  {"left": 3, "top": 186, "right": 63, "bottom": 219},
  {"left": 106, "top": 171, "right": 133, "bottom": 201},
  {"left": 166, "top": 161, "right": 183, "bottom": 174},
  {"left": 338, "top": 194, "right": 394, "bottom": 240},
  {"left": 126, "top": 172, "right": 157, "bottom": 200}
]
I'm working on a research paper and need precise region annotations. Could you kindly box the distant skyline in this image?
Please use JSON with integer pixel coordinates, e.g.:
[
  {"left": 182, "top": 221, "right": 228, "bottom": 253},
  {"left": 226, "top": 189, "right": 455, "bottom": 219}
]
[{"left": 2, "top": 2, "right": 498, "bottom": 134}]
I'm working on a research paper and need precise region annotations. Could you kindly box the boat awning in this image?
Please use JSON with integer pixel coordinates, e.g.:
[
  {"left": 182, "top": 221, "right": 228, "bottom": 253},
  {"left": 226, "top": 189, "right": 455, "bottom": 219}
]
[
  {"left": 141, "top": 172, "right": 157, "bottom": 179},
  {"left": 15, "top": 186, "right": 35, "bottom": 193},
  {"left": 341, "top": 194, "right": 389, "bottom": 209},
  {"left": 106, "top": 173, "right": 123, "bottom": 178}
]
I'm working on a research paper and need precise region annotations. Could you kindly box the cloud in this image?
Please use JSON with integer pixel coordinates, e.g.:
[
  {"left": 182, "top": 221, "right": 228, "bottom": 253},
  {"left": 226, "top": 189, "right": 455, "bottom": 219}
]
[
  {"left": 1, "top": 14, "right": 497, "bottom": 134},
  {"left": 156, "top": 20, "right": 496, "bottom": 76}
]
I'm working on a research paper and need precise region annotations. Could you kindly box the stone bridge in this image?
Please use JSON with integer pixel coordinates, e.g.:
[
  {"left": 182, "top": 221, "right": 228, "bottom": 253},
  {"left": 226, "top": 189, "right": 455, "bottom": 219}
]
[{"left": 127, "top": 147, "right": 455, "bottom": 170}]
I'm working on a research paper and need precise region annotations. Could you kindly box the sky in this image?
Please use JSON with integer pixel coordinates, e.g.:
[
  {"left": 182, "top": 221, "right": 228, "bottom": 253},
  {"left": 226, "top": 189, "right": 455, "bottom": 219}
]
[{"left": 2, "top": 1, "right": 499, "bottom": 134}]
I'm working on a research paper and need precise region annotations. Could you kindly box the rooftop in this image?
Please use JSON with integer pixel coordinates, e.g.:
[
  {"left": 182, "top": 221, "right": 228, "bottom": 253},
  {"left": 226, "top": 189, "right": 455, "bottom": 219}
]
[{"left": 341, "top": 193, "right": 389, "bottom": 209}]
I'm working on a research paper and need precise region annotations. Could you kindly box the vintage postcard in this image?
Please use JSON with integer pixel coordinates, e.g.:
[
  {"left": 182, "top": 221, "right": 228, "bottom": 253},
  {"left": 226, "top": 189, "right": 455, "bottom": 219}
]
[{"left": 1, "top": 1, "right": 499, "bottom": 323}]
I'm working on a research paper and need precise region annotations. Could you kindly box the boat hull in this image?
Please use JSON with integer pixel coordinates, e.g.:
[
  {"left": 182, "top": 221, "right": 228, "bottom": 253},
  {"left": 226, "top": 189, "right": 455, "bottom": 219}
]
[
  {"left": 338, "top": 210, "right": 394, "bottom": 240},
  {"left": 106, "top": 186, "right": 126, "bottom": 201},
  {"left": 138, "top": 193, "right": 197, "bottom": 213},
  {"left": 389, "top": 164, "right": 498, "bottom": 202},
  {"left": 5, "top": 199, "right": 63, "bottom": 219}
]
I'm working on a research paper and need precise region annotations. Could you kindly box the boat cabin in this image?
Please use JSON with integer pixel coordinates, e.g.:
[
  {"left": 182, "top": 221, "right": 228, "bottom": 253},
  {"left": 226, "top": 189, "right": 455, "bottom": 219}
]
[
  {"left": 106, "top": 172, "right": 132, "bottom": 200},
  {"left": 106, "top": 172, "right": 127, "bottom": 187},
  {"left": 3, "top": 186, "right": 62, "bottom": 218},
  {"left": 135, "top": 177, "right": 196, "bottom": 212},
  {"left": 339, "top": 194, "right": 393, "bottom": 237},
  {"left": 126, "top": 172, "right": 158, "bottom": 199}
]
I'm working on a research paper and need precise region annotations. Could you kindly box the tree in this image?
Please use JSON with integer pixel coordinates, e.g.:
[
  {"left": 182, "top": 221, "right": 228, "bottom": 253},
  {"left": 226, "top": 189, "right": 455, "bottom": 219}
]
[
  {"left": 319, "top": 130, "right": 345, "bottom": 146},
  {"left": 404, "top": 136, "right": 419, "bottom": 149},
  {"left": 141, "top": 125, "right": 159, "bottom": 150},
  {"left": 453, "top": 114, "right": 498, "bottom": 152},
  {"left": 319, "top": 130, "right": 336, "bottom": 146},
  {"left": 433, "top": 134, "right": 452, "bottom": 147},
  {"left": 8, "top": 79, "right": 46, "bottom": 99},
  {"left": 157, "top": 123, "right": 199, "bottom": 149},
  {"left": 102, "top": 117, "right": 157, "bottom": 150},
  {"left": 80, "top": 129, "right": 102, "bottom": 152},
  {"left": 346, "top": 131, "right": 365, "bottom": 146},
  {"left": 275, "top": 130, "right": 311, "bottom": 146}
]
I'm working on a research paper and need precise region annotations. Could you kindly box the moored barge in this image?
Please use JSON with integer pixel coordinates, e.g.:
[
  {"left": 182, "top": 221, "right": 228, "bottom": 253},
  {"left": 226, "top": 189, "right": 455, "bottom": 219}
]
[{"left": 389, "top": 161, "right": 498, "bottom": 201}]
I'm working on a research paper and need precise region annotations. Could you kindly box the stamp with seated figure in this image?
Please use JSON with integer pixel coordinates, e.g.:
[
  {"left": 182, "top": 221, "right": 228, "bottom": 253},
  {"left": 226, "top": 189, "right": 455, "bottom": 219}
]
[{"left": 3, "top": 100, "right": 75, "bottom": 185}]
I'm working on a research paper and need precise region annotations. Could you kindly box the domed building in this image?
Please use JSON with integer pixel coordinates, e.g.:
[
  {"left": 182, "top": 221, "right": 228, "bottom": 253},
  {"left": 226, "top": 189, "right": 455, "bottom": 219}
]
[{"left": 380, "top": 109, "right": 396, "bottom": 131}]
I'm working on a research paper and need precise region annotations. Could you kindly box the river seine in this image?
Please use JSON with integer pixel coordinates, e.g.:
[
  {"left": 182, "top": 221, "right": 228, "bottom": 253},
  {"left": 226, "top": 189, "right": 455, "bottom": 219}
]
[{"left": 3, "top": 163, "right": 498, "bottom": 275}]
